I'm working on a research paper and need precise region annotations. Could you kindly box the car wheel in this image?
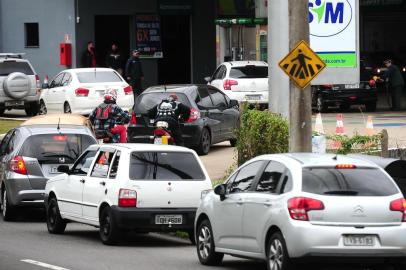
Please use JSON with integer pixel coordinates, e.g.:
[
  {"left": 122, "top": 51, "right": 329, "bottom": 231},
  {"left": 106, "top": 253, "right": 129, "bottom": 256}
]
[
  {"left": 267, "top": 232, "right": 294, "bottom": 270},
  {"left": 99, "top": 207, "right": 121, "bottom": 245},
  {"left": 197, "top": 128, "right": 211, "bottom": 155},
  {"left": 39, "top": 100, "right": 47, "bottom": 115},
  {"left": 196, "top": 219, "right": 224, "bottom": 265},
  {"left": 187, "top": 230, "right": 196, "bottom": 245},
  {"left": 365, "top": 102, "right": 377, "bottom": 112},
  {"left": 46, "top": 197, "right": 67, "bottom": 234},
  {"left": 24, "top": 102, "right": 39, "bottom": 116},
  {"left": 316, "top": 95, "right": 328, "bottom": 113},
  {"left": 339, "top": 103, "right": 350, "bottom": 112},
  {"left": 2, "top": 189, "right": 15, "bottom": 221},
  {"left": 64, "top": 102, "right": 71, "bottom": 114},
  {"left": 229, "top": 138, "right": 237, "bottom": 147}
]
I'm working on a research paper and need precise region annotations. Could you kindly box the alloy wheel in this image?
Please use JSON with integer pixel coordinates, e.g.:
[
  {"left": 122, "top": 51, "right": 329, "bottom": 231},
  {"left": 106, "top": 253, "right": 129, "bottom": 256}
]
[
  {"left": 2, "top": 190, "right": 7, "bottom": 217},
  {"left": 201, "top": 129, "right": 210, "bottom": 153},
  {"left": 198, "top": 225, "right": 212, "bottom": 260},
  {"left": 102, "top": 214, "right": 111, "bottom": 237},
  {"left": 39, "top": 101, "right": 47, "bottom": 115},
  {"left": 268, "top": 238, "right": 284, "bottom": 270},
  {"left": 64, "top": 103, "right": 71, "bottom": 114}
]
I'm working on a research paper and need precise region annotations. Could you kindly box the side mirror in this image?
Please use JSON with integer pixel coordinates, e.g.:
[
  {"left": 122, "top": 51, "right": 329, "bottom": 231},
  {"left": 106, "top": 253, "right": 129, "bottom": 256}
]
[
  {"left": 204, "top": 76, "right": 212, "bottom": 83},
  {"left": 229, "top": 99, "right": 239, "bottom": 108},
  {"left": 214, "top": 184, "right": 227, "bottom": 201},
  {"left": 42, "top": 83, "right": 49, "bottom": 89},
  {"left": 57, "top": 165, "right": 70, "bottom": 174}
]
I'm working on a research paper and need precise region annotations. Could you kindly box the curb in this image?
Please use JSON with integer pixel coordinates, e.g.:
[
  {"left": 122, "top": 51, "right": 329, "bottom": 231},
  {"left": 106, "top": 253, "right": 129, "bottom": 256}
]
[{"left": 0, "top": 117, "right": 28, "bottom": 121}]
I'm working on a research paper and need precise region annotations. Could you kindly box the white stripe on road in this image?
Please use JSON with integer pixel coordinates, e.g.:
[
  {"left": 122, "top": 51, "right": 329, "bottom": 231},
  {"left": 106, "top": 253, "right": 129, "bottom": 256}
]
[{"left": 21, "top": 259, "right": 70, "bottom": 270}]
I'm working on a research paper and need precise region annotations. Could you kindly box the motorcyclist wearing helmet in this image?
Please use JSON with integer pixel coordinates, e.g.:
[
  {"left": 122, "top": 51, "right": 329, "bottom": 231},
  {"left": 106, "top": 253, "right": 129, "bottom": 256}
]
[
  {"left": 89, "top": 89, "right": 130, "bottom": 143},
  {"left": 148, "top": 94, "right": 191, "bottom": 146}
]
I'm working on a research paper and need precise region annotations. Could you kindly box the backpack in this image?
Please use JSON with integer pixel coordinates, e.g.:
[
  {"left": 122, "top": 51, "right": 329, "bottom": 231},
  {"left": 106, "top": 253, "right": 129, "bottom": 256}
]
[{"left": 95, "top": 103, "right": 113, "bottom": 120}]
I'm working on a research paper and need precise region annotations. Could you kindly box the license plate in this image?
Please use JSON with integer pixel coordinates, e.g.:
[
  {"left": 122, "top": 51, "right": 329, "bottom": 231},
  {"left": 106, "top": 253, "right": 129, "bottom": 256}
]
[
  {"left": 149, "top": 119, "right": 155, "bottom": 124},
  {"left": 154, "top": 137, "right": 162, "bottom": 145},
  {"left": 49, "top": 167, "right": 59, "bottom": 174},
  {"left": 343, "top": 235, "right": 375, "bottom": 246},
  {"left": 5, "top": 100, "right": 24, "bottom": 107},
  {"left": 245, "top": 95, "right": 261, "bottom": 101},
  {"left": 97, "top": 90, "right": 105, "bottom": 97},
  {"left": 345, "top": 84, "right": 360, "bottom": 89},
  {"left": 155, "top": 215, "right": 182, "bottom": 225}
]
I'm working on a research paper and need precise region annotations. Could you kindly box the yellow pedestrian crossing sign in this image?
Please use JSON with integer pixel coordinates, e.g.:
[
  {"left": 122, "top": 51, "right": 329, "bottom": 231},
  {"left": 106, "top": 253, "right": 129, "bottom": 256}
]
[{"left": 279, "top": 40, "right": 326, "bottom": 89}]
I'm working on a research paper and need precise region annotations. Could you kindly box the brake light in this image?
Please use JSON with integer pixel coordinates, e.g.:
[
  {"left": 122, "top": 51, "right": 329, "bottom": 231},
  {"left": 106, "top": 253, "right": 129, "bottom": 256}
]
[
  {"left": 369, "top": 79, "right": 376, "bottom": 87},
  {"left": 223, "top": 79, "right": 238, "bottom": 90},
  {"left": 53, "top": 135, "right": 67, "bottom": 141},
  {"left": 130, "top": 112, "right": 137, "bottom": 125},
  {"left": 35, "top": 75, "right": 41, "bottom": 89},
  {"left": 118, "top": 189, "right": 137, "bottom": 207},
  {"left": 390, "top": 198, "right": 406, "bottom": 222},
  {"left": 288, "top": 197, "right": 324, "bottom": 221},
  {"left": 322, "top": 84, "right": 333, "bottom": 90},
  {"left": 335, "top": 164, "right": 356, "bottom": 169},
  {"left": 10, "top": 156, "right": 27, "bottom": 175},
  {"left": 75, "top": 88, "right": 89, "bottom": 97},
  {"left": 187, "top": 108, "right": 201, "bottom": 123},
  {"left": 124, "top": 85, "right": 133, "bottom": 95}
]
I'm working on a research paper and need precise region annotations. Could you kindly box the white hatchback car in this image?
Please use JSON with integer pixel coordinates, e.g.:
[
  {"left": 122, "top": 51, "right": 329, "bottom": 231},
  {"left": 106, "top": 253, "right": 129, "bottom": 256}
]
[
  {"left": 195, "top": 153, "right": 406, "bottom": 270},
  {"left": 205, "top": 61, "right": 268, "bottom": 106},
  {"left": 39, "top": 68, "right": 133, "bottom": 115},
  {"left": 45, "top": 144, "right": 212, "bottom": 245}
]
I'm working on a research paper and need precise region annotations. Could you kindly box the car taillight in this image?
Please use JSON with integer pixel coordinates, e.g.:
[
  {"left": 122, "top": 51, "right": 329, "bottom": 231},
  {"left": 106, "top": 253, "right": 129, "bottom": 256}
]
[
  {"left": 130, "top": 112, "right": 137, "bottom": 125},
  {"left": 75, "top": 88, "right": 89, "bottom": 97},
  {"left": 53, "top": 135, "right": 68, "bottom": 141},
  {"left": 223, "top": 79, "right": 238, "bottom": 90},
  {"left": 187, "top": 108, "right": 200, "bottom": 123},
  {"left": 390, "top": 198, "right": 406, "bottom": 222},
  {"left": 118, "top": 189, "right": 137, "bottom": 207},
  {"left": 35, "top": 75, "right": 41, "bottom": 89},
  {"left": 288, "top": 197, "right": 324, "bottom": 221},
  {"left": 335, "top": 164, "right": 356, "bottom": 169},
  {"left": 322, "top": 84, "right": 333, "bottom": 90},
  {"left": 124, "top": 85, "right": 133, "bottom": 95},
  {"left": 369, "top": 79, "right": 376, "bottom": 87},
  {"left": 10, "top": 156, "right": 27, "bottom": 175}
]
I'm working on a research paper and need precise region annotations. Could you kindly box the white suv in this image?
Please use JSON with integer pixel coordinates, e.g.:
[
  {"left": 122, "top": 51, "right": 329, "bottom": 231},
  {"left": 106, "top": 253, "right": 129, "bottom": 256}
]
[
  {"left": 195, "top": 153, "right": 406, "bottom": 269},
  {"left": 45, "top": 143, "right": 212, "bottom": 245},
  {"left": 0, "top": 53, "right": 41, "bottom": 116},
  {"left": 205, "top": 61, "right": 269, "bottom": 106}
]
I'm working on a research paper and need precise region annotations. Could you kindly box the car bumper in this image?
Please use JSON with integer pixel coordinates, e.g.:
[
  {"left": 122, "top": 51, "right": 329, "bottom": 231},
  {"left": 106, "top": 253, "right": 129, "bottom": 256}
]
[
  {"left": 110, "top": 206, "right": 197, "bottom": 232},
  {"left": 5, "top": 175, "right": 46, "bottom": 207},
  {"left": 0, "top": 97, "right": 39, "bottom": 109},
  {"left": 225, "top": 90, "right": 269, "bottom": 104},
  {"left": 285, "top": 222, "right": 406, "bottom": 258},
  {"left": 320, "top": 89, "right": 378, "bottom": 105}
]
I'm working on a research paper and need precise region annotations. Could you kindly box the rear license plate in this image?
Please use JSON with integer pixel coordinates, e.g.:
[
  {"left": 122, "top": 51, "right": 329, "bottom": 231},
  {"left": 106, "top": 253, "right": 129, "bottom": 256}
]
[
  {"left": 154, "top": 137, "right": 162, "bottom": 145},
  {"left": 49, "top": 167, "right": 59, "bottom": 174},
  {"left": 345, "top": 83, "right": 360, "bottom": 89},
  {"left": 155, "top": 215, "right": 182, "bottom": 225},
  {"left": 5, "top": 100, "right": 24, "bottom": 107},
  {"left": 343, "top": 235, "right": 375, "bottom": 246},
  {"left": 245, "top": 95, "right": 261, "bottom": 101},
  {"left": 97, "top": 90, "right": 105, "bottom": 97}
]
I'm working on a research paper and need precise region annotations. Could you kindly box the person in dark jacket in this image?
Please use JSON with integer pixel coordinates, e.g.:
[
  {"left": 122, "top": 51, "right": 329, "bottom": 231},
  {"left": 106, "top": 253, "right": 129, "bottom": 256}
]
[
  {"left": 148, "top": 94, "right": 191, "bottom": 146},
  {"left": 125, "top": 49, "right": 144, "bottom": 97},
  {"left": 82, "top": 41, "right": 97, "bottom": 68},
  {"left": 382, "top": 59, "right": 404, "bottom": 111},
  {"left": 105, "top": 43, "right": 124, "bottom": 75}
]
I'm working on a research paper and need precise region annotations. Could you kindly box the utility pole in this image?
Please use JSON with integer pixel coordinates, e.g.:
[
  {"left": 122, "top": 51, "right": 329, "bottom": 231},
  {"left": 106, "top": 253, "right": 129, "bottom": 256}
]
[{"left": 269, "top": 0, "right": 312, "bottom": 152}]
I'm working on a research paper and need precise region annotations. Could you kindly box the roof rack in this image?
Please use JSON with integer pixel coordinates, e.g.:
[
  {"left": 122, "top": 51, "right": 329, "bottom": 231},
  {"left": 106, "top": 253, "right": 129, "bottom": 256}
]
[{"left": 0, "top": 53, "right": 26, "bottom": 59}]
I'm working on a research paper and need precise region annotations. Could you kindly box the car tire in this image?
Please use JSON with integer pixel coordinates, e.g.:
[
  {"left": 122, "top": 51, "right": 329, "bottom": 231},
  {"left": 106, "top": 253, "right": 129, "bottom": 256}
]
[
  {"left": 99, "top": 206, "right": 121, "bottom": 245},
  {"left": 39, "top": 100, "right": 47, "bottom": 115},
  {"left": 1, "top": 189, "right": 16, "bottom": 221},
  {"left": 187, "top": 230, "right": 196, "bottom": 245},
  {"left": 46, "top": 197, "right": 67, "bottom": 234},
  {"left": 316, "top": 95, "right": 328, "bottom": 113},
  {"left": 365, "top": 102, "right": 377, "bottom": 112},
  {"left": 24, "top": 102, "right": 39, "bottom": 116},
  {"left": 229, "top": 138, "right": 237, "bottom": 147},
  {"left": 64, "top": 102, "right": 71, "bottom": 114},
  {"left": 196, "top": 128, "right": 211, "bottom": 155},
  {"left": 339, "top": 103, "right": 350, "bottom": 112},
  {"left": 267, "top": 232, "right": 294, "bottom": 270},
  {"left": 196, "top": 219, "right": 224, "bottom": 266}
]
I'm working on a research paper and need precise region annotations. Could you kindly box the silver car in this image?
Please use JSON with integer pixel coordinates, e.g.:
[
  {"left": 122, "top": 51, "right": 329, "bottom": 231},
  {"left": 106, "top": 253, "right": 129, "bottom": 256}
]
[
  {"left": 0, "top": 125, "right": 96, "bottom": 221},
  {"left": 195, "top": 153, "right": 406, "bottom": 270}
]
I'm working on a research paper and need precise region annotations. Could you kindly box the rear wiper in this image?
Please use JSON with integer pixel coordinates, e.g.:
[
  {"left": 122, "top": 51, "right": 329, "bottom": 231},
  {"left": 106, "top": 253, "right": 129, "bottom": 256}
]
[
  {"left": 324, "top": 190, "right": 359, "bottom": 195},
  {"left": 41, "top": 152, "right": 75, "bottom": 161}
]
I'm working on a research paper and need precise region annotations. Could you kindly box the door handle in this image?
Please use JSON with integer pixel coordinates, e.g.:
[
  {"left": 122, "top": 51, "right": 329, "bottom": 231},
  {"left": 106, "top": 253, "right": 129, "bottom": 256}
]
[
  {"left": 79, "top": 179, "right": 85, "bottom": 183},
  {"left": 99, "top": 181, "right": 106, "bottom": 186},
  {"left": 263, "top": 200, "right": 272, "bottom": 207},
  {"left": 236, "top": 198, "right": 244, "bottom": 205}
]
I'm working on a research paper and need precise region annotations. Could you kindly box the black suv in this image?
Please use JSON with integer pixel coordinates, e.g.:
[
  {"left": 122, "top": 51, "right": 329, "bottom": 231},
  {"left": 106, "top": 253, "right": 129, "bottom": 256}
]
[{"left": 127, "top": 85, "right": 240, "bottom": 155}]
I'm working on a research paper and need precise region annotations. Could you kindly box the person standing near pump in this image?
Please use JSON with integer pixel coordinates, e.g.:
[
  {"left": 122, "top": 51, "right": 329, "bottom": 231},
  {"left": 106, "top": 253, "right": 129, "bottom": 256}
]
[
  {"left": 105, "top": 43, "right": 124, "bottom": 75},
  {"left": 82, "top": 41, "right": 97, "bottom": 68},
  {"left": 382, "top": 59, "right": 404, "bottom": 111},
  {"left": 125, "top": 49, "right": 144, "bottom": 99}
]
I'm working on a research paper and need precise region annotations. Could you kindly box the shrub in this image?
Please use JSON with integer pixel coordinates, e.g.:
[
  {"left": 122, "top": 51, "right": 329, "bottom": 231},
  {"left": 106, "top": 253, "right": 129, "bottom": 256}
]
[
  {"left": 235, "top": 108, "right": 289, "bottom": 165},
  {"left": 327, "top": 133, "right": 382, "bottom": 155}
]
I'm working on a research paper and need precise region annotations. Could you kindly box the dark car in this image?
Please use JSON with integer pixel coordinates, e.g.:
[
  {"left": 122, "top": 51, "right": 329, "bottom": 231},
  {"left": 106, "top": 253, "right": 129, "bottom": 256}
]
[
  {"left": 0, "top": 124, "right": 97, "bottom": 221},
  {"left": 127, "top": 84, "right": 240, "bottom": 155}
]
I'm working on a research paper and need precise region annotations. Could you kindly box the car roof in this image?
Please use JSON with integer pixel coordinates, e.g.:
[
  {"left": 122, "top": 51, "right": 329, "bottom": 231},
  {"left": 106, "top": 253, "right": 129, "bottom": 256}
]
[
  {"left": 223, "top": 61, "right": 268, "bottom": 67},
  {"left": 21, "top": 114, "right": 91, "bottom": 127},
  {"left": 18, "top": 125, "right": 94, "bottom": 136},
  {"left": 95, "top": 143, "right": 199, "bottom": 154},
  {"left": 143, "top": 84, "right": 199, "bottom": 95},
  {"left": 62, "top": 68, "right": 117, "bottom": 73}
]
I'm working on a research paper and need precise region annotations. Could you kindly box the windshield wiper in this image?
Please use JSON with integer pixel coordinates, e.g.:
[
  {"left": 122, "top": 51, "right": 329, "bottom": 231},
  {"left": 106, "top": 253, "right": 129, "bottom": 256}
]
[{"left": 324, "top": 190, "right": 359, "bottom": 196}]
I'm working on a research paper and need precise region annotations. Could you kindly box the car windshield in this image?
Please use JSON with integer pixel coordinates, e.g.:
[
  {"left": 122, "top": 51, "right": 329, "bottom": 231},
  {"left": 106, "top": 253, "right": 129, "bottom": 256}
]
[
  {"left": 134, "top": 92, "right": 191, "bottom": 114},
  {"left": 0, "top": 61, "right": 34, "bottom": 76},
  {"left": 76, "top": 71, "right": 123, "bottom": 83},
  {"left": 129, "top": 151, "right": 205, "bottom": 180},
  {"left": 302, "top": 167, "right": 399, "bottom": 196},
  {"left": 19, "top": 134, "right": 96, "bottom": 164},
  {"left": 229, "top": 65, "right": 268, "bottom": 79}
]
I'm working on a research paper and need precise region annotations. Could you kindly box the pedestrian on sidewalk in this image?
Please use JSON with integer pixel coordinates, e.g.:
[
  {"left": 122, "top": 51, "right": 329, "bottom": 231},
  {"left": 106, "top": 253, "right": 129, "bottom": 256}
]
[
  {"left": 125, "top": 49, "right": 144, "bottom": 100},
  {"left": 382, "top": 59, "right": 404, "bottom": 111},
  {"left": 105, "top": 43, "right": 124, "bottom": 75},
  {"left": 81, "top": 41, "right": 97, "bottom": 68}
]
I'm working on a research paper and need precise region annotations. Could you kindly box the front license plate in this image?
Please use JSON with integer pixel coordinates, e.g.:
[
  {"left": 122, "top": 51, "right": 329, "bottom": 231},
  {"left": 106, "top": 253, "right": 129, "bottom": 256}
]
[
  {"left": 5, "top": 100, "right": 24, "bottom": 107},
  {"left": 245, "top": 95, "right": 261, "bottom": 101},
  {"left": 343, "top": 235, "right": 375, "bottom": 246},
  {"left": 155, "top": 215, "right": 182, "bottom": 225}
]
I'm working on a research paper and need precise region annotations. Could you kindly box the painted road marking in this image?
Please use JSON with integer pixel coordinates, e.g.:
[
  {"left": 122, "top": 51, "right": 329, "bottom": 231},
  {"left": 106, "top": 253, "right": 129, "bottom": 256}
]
[{"left": 21, "top": 259, "right": 70, "bottom": 270}]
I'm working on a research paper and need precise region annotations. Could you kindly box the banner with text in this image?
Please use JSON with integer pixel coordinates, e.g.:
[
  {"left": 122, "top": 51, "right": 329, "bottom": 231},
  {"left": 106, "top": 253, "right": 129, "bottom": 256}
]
[{"left": 136, "top": 15, "right": 163, "bottom": 58}]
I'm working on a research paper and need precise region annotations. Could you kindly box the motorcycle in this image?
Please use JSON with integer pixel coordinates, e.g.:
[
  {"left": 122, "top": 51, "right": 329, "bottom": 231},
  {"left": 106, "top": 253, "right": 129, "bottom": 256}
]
[
  {"left": 95, "top": 111, "right": 129, "bottom": 144},
  {"left": 151, "top": 121, "right": 174, "bottom": 145}
]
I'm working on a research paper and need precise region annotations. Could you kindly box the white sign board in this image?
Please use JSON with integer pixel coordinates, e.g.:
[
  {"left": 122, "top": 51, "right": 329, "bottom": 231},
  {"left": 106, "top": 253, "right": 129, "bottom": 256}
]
[{"left": 309, "top": 0, "right": 359, "bottom": 84}]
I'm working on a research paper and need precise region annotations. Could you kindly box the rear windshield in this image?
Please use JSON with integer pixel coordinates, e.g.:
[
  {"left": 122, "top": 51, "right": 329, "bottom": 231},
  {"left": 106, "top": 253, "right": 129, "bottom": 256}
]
[
  {"left": 19, "top": 134, "right": 96, "bottom": 164},
  {"left": 134, "top": 93, "right": 191, "bottom": 114},
  {"left": 302, "top": 167, "right": 399, "bottom": 196},
  {"left": 0, "top": 61, "right": 34, "bottom": 76},
  {"left": 129, "top": 151, "right": 205, "bottom": 180},
  {"left": 229, "top": 66, "right": 268, "bottom": 79},
  {"left": 76, "top": 71, "right": 122, "bottom": 83}
]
